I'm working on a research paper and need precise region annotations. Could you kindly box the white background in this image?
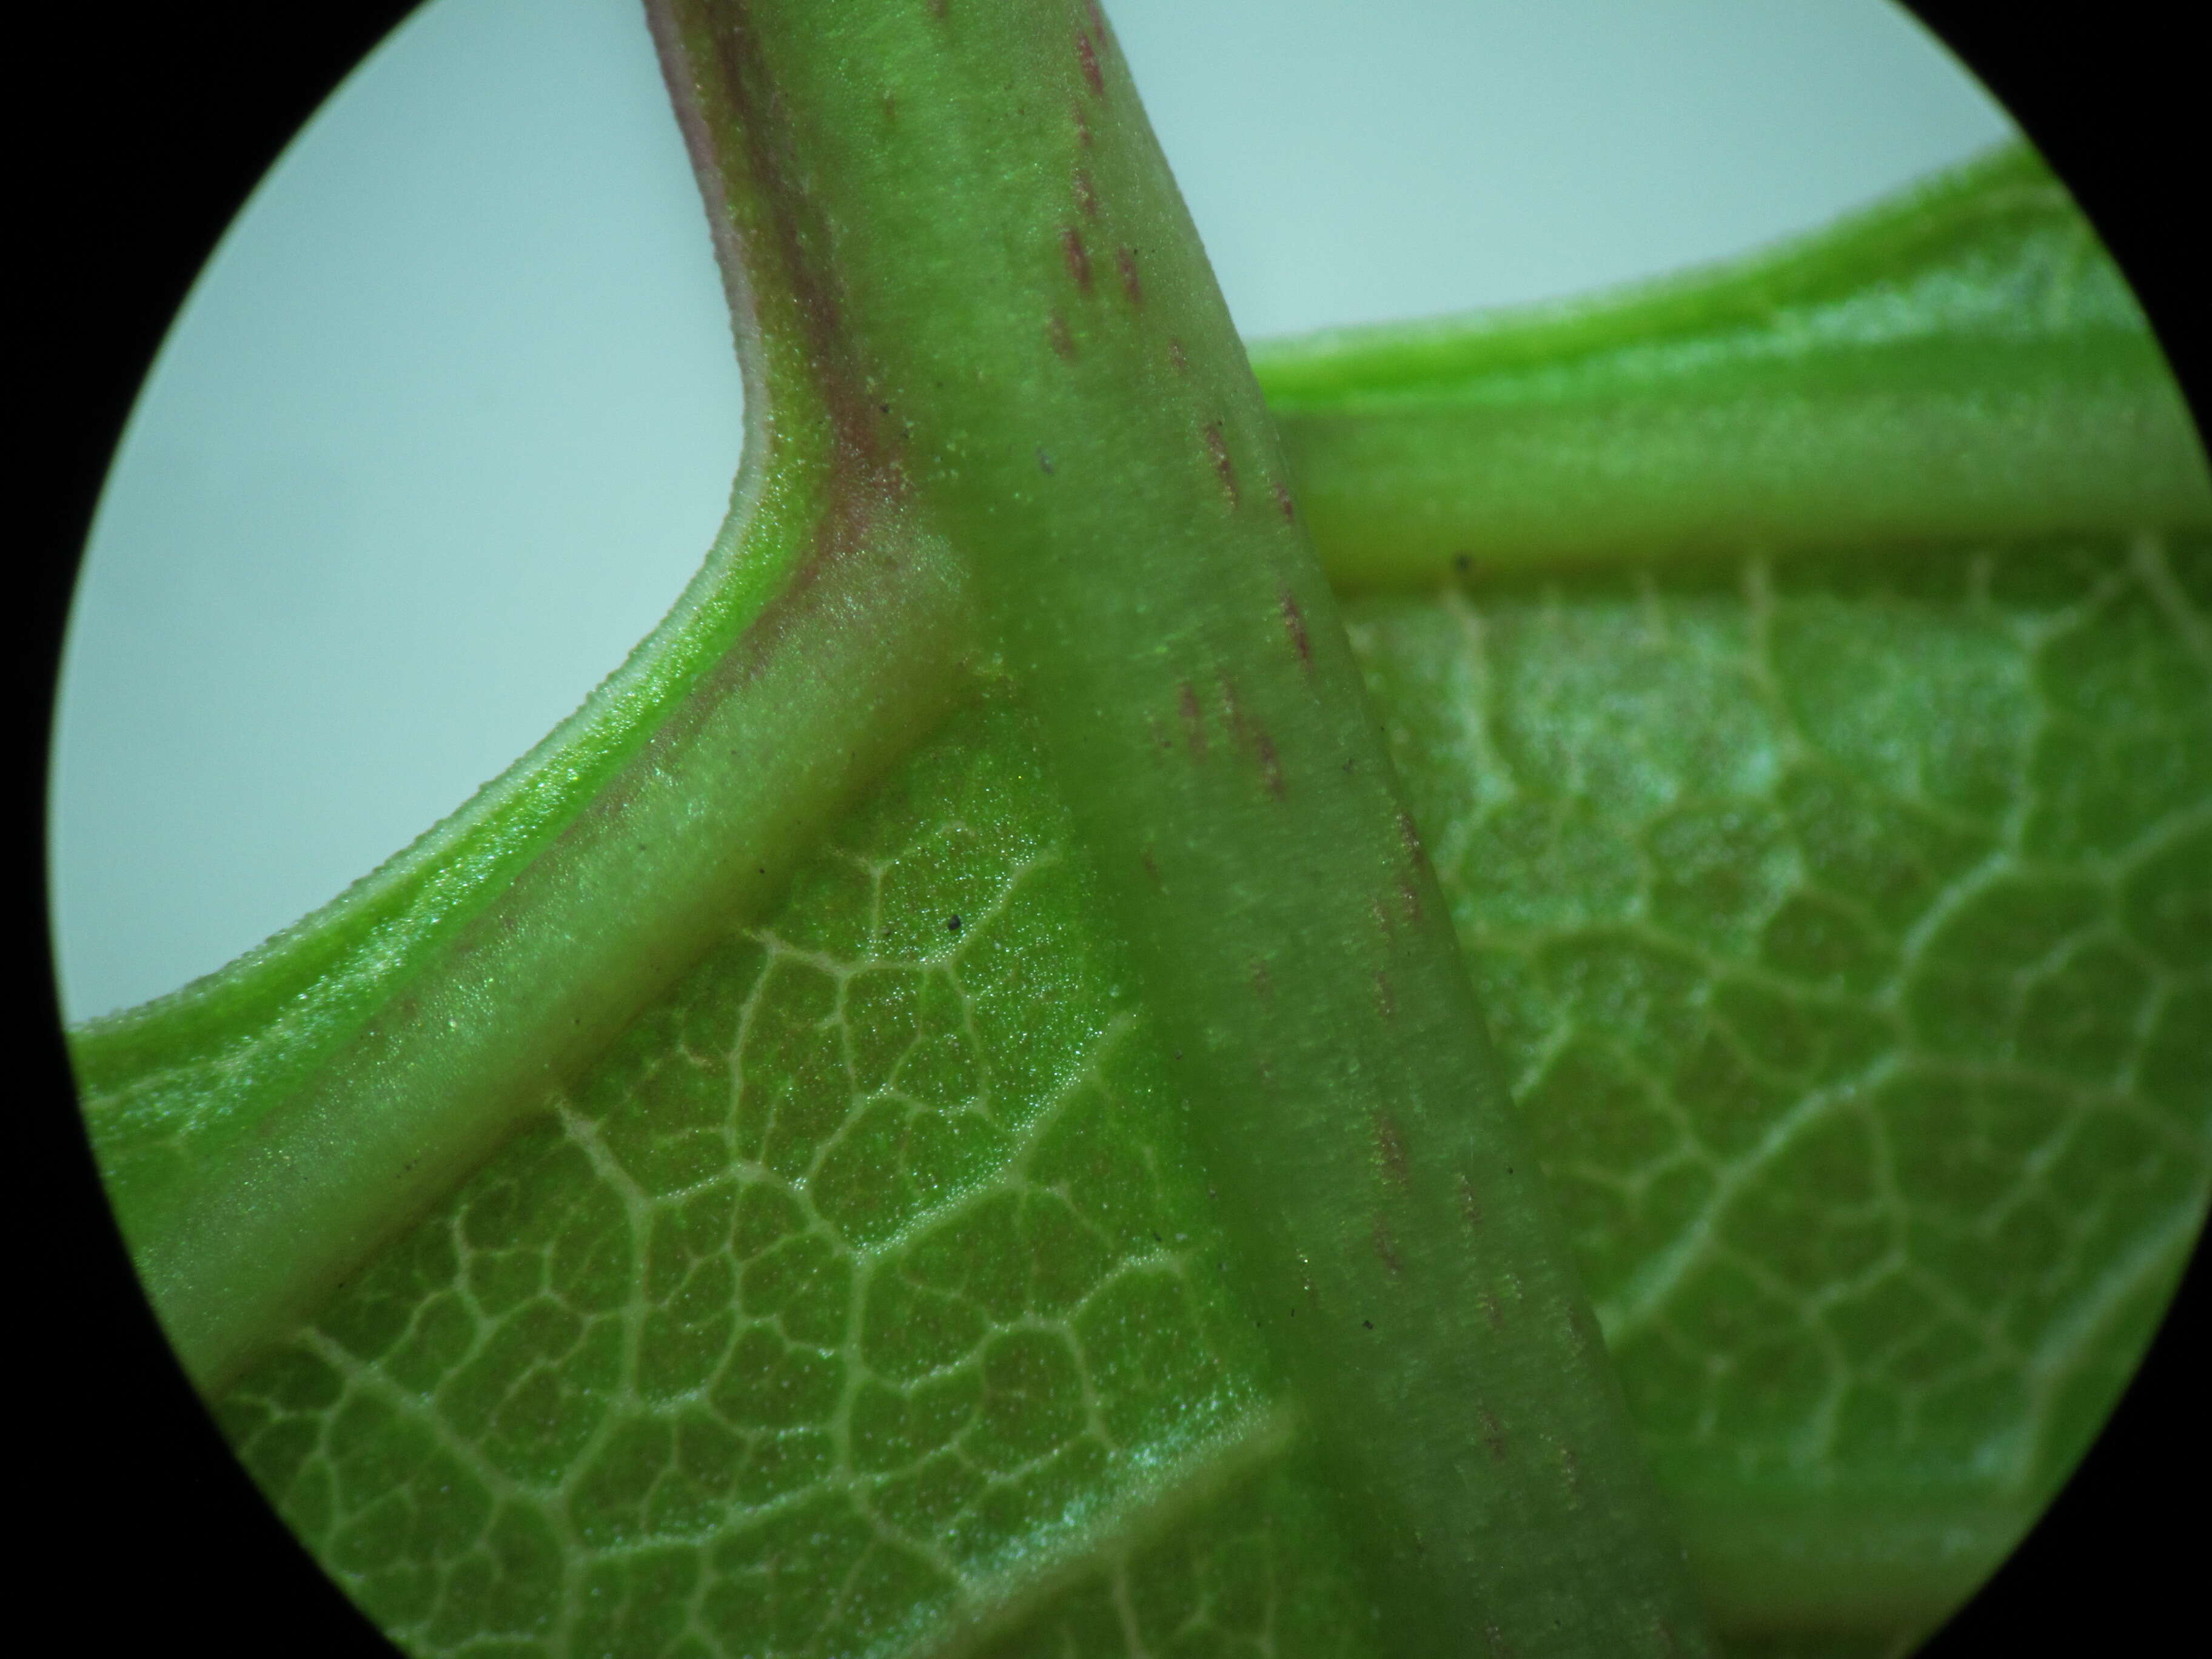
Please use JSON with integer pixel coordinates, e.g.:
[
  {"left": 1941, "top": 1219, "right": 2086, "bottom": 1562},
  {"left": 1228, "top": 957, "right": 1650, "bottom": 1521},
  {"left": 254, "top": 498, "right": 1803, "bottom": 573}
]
[{"left": 47, "top": 0, "right": 2012, "bottom": 1019}]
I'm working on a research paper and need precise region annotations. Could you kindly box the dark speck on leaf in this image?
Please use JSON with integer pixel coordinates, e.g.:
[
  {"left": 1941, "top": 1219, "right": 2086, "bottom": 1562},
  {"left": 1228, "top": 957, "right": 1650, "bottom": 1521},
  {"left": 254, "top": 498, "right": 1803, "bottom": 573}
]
[
  {"left": 946, "top": 914, "right": 963, "bottom": 934},
  {"left": 1453, "top": 551, "right": 1473, "bottom": 575},
  {"left": 1363, "top": 1319, "right": 1374, "bottom": 1330},
  {"left": 1037, "top": 447, "right": 1054, "bottom": 474}
]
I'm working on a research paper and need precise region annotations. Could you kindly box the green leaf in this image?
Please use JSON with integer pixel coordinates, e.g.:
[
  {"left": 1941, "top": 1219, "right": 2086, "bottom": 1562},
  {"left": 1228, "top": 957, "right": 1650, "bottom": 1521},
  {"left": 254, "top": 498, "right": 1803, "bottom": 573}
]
[
  {"left": 67, "top": 8, "right": 2208, "bottom": 1659},
  {"left": 1344, "top": 526, "right": 2210, "bottom": 1641}
]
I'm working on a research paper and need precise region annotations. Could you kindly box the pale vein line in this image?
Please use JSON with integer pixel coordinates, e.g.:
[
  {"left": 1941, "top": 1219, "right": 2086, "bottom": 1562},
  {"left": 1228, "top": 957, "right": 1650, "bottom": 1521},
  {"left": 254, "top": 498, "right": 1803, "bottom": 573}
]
[
  {"left": 2129, "top": 530, "right": 2212, "bottom": 682},
  {"left": 2019, "top": 1185, "right": 2211, "bottom": 1453},
  {"left": 891, "top": 1398, "right": 1303, "bottom": 1659},
  {"left": 1600, "top": 1057, "right": 1905, "bottom": 1346}
]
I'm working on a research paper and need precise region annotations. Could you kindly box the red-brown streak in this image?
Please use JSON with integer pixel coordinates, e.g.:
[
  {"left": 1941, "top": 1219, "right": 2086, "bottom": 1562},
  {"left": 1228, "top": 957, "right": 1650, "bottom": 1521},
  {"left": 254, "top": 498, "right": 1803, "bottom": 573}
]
[
  {"left": 1375, "top": 1114, "right": 1410, "bottom": 1185},
  {"left": 1047, "top": 310, "right": 1076, "bottom": 360},
  {"left": 1073, "top": 166, "right": 1096, "bottom": 218},
  {"left": 1071, "top": 101, "right": 1093, "bottom": 147},
  {"left": 1059, "top": 226, "right": 1092, "bottom": 292},
  {"left": 1272, "top": 478, "right": 1295, "bottom": 522},
  {"left": 1116, "top": 244, "right": 1142, "bottom": 307},
  {"left": 1374, "top": 970, "right": 1395, "bottom": 1019},
  {"left": 1481, "top": 1290, "right": 1503, "bottom": 1331},
  {"left": 1279, "top": 589, "right": 1312, "bottom": 671},
  {"left": 686, "top": 6, "right": 892, "bottom": 475},
  {"left": 1250, "top": 960, "right": 1273, "bottom": 999},
  {"left": 1168, "top": 337, "right": 1188, "bottom": 374},
  {"left": 1371, "top": 897, "right": 1394, "bottom": 939},
  {"left": 1076, "top": 27, "right": 1104, "bottom": 95},
  {"left": 1177, "top": 681, "right": 1207, "bottom": 760},
  {"left": 1141, "top": 846, "right": 1162, "bottom": 885},
  {"left": 1253, "top": 729, "right": 1284, "bottom": 798},
  {"left": 1204, "top": 422, "right": 1239, "bottom": 506},
  {"left": 1372, "top": 1217, "right": 1403, "bottom": 1276},
  {"left": 1480, "top": 1407, "right": 1507, "bottom": 1461},
  {"left": 1458, "top": 1173, "right": 1484, "bottom": 1230},
  {"left": 1218, "top": 677, "right": 1259, "bottom": 765},
  {"left": 1397, "top": 811, "right": 1426, "bottom": 865},
  {"left": 1399, "top": 874, "right": 1424, "bottom": 926}
]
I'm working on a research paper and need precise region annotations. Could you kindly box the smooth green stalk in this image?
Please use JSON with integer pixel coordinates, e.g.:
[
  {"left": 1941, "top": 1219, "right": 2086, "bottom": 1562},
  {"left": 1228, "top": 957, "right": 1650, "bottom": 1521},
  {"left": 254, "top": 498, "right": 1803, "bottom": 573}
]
[
  {"left": 1256, "top": 144, "right": 2212, "bottom": 583},
  {"left": 648, "top": 2, "right": 1711, "bottom": 1654}
]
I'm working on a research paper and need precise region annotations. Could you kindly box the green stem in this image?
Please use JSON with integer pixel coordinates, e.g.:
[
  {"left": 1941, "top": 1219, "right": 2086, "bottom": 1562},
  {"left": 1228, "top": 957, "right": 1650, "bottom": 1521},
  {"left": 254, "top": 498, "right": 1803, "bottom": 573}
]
[
  {"left": 649, "top": 2, "right": 1711, "bottom": 1653},
  {"left": 74, "top": 201, "right": 983, "bottom": 1391},
  {"left": 1258, "top": 143, "right": 2211, "bottom": 583}
]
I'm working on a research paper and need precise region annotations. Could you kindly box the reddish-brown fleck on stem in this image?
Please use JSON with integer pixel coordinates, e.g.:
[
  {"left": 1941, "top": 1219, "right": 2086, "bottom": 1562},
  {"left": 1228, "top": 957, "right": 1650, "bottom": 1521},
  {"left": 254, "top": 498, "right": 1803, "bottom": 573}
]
[
  {"left": 1281, "top": 589, "right": 1313, "bottom": 672},
  {"left": 1396, "top": 810, "right": 1427, "bottom": 865},
  {"left": 1373, "top": 1217, "right": 1403, "bottom": 1276},
  {"left": 1048, "top": 310, "right": 1076, "bottom": 360},
  {"left": 1116, "top": 244, "right": 1143, "bottom": 307},
  {"left": 1253, "top": 729, "right": 1284, "bottom": 797},
  {"left": 1075, "top": 25, "right": 1104, "bottom": 96},
  {"left": 1177, "top": 681, "right": 1206, "bottom": 759},
  {"left": 1398, "top": 874, "right": 1425, "bottom": 925},
  {"left": 1073, "top": 166, "right": 1097, "bottom": 218},
  {"left": 1376, "top": 1113, "right": 1411, "bottom": 1185},
  {"left": 1061, "top": 227, "right": 1092, "bottom": 293},
  {"left": 1205, "top": 421, "right": 1239, "bottom": 506}
]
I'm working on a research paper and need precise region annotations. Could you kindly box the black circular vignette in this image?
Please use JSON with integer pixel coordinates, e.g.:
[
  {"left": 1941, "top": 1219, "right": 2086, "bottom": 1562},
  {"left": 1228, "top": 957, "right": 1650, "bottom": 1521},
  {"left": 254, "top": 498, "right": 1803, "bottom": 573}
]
[
  {"left": 25, "top": 10, "right": 417, "bottom": 1656},
  {"left": 1907, "top": 7, "right": 2208, "bottom": 1653},
  {"left": 19, "top": 4, "right": 2206, "bottom": 1656}
]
